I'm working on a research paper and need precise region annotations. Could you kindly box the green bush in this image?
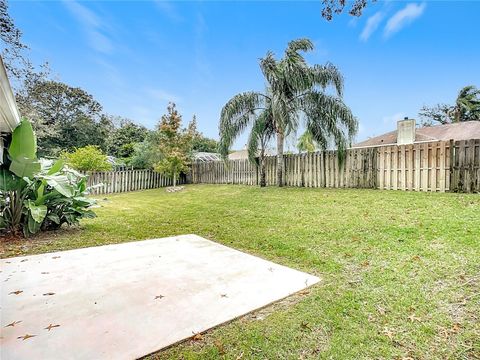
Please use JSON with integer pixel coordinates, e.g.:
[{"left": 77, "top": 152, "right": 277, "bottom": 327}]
[
  {"left": 0, "top": 119, "right": 97, "bottom": 237},
  {"left": 62, "top": 145, "right": 112, "bottom": 171}
]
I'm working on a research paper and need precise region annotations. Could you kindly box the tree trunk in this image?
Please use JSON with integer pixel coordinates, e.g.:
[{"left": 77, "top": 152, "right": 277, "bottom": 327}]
[
  {"left": 276, "top": 132, "right": 285, "bottom": 187},
  {"left": 259, "top": 148, "right": 266, "bottom": 187},
  {"left": 173, "top": 172, "right": 177, "bottom": 187}
]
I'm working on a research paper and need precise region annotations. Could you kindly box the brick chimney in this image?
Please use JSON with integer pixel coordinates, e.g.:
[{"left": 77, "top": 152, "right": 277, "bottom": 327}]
[{"left": 397, "top": 117, "right": 416, "bottom": 145}]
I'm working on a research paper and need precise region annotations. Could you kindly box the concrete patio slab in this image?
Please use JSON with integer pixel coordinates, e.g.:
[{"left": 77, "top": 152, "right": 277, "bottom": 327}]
[{"left": 1, "top": 234, "right": 319, "bottom": 360}]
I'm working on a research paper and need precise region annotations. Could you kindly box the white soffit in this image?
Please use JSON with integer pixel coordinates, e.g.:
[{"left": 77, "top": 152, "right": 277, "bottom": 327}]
[{"left": 0, "top": 55, "right": 21, "bottom": 133}]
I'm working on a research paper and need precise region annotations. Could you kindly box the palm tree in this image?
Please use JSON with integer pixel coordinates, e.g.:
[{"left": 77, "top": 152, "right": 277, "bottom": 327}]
[
  {"left": 219, "top": 38, "right": 357, "bottom": 186},
  {"left": 246, "top": 108, "right": 275, "bottom": 187},
  {"left": 453, "top": 85, "right": 480, "bottom": 122}
]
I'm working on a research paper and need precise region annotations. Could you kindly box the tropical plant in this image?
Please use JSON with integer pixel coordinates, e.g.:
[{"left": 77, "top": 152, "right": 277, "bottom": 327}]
[
  {"left": 245, "top": 109, "right": 275, "bottom": 187},
  {"left": 61, "top": 145, "right": 112, "bottom": 172},
  {"left": 452, "top": 85, "right": 480, "bottom": 122},
  {"left": 419, "top": 85, "right": 480, "bottom": 126},
  {"left": 297, "top": 130, "right": 317, "bottom": 153},
  {"left": 219, "top": 38, "right": 357, "bottom": 186},
  {"left": 1, "top": 119, "right": 97, "bottom": 237}
]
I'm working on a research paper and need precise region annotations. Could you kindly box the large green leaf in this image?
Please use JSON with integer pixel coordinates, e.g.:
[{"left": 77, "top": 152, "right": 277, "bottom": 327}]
[
  {"left": 43, "top": 175, "right": 74, "bottom": 197},
  {"left": 8, "top": 119, "right": 40, "bottom": 178},
  {"left": 47, "top": 213, "right": 60, "bottom": 225},
  {"left": 25, "top": 200, "right": 47, "bottom": 223},
  {"left": 47, "top": 159, "right": 64, "bottom": 175},
  {"left": 0, "top": 169, "right": 26, "bottom": 191},
  {"left": 27, "top": 214, "right": 42, "bottom": 235},
  {"left": 9, "top": 157, "right": 41, "bottom": 178},
  {"left": 73, "top": 196, "right": 95, "bottom": 207},
  {"left": 9, "top": 119, "right": 37, "bottom": 160}
]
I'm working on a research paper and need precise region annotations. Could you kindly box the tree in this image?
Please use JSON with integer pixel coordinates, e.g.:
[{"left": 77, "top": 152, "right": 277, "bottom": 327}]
[
  {"left": 61, "top": 145, "right": 112, "bottom": 172},
  {"left": 321, "top": 0, "right": 376, "bottom": 20},
  {"left": 106, "top": 117, "right": 149, "bottom": 158},
  {"left": 219, "top": 38, "right": 357, "bottom": 187},
  {"left": 154, "top": 103, "right": 194, "bottom": 187},
  {"left": 16, "top": 79, "right": 109, "bottom": 156},
  {"left": 246, "top": 109, "right": 275, "bottom": 187},
  {"left": 452, "top": 85, "right": 480, "bottom": 122},
  {"left": 419, "top": 85, "right": 480, "bottom": 126},
  {"left": 188, "top": 115, "right": 219, "bottom": 153},
  {"left": 0, "top": 0, "right": 31, "bottom": 83}
]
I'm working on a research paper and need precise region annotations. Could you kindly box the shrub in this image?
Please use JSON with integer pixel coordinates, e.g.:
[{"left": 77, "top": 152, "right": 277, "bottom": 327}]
[
  {"left": 62, "top": 145, "right": 112, "bottom": 171},
  {"left": 0, "top": 119, "right": 97, "bottom": 237}
]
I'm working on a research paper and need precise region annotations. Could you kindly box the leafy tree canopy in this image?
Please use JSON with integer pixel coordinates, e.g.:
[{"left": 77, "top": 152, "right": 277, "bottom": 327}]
[
  {"left": 106, "top": 117, "right": 149, "bottom": 158},
  {"left": 188, "top": 115, "right": 219, "bottom": 153},
  {"left": 321, "top": 0, "right": 376, "bottom": 20},
  {"left": 0, "top": 0, "right": 31, "bottom": 83},
  {"left": 16, "top": 78, "right": 112, "bottom": 156},
  {"left": 61, "top": 145, "right": 112, "bottom": 172}
]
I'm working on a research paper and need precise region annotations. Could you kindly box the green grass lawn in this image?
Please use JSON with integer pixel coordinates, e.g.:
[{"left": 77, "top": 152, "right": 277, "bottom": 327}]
[{"left": 2, "top": 185, "right": 479, "bottom": 359}]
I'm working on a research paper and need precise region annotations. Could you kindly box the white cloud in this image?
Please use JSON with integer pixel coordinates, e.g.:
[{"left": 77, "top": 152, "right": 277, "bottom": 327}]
[
  {"left": 384, "top": 3, "right": 426, "bottom": 38},
  {"left": 63, "top": 0, "right": 114, "bottom": 54},
  {"left": 360, "top": 11, "right": 384, "bottom": 41},
  {"left": 147, "top": 88, "right": 181, "bottom": 103}
]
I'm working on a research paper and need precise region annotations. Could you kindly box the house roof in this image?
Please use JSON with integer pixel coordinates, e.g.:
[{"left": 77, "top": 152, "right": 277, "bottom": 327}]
[
  {"left": 228, "top": 149, "right": 275, "bottom": 160},
  {"left": 353, "top": 121, "right": 480, "bottom": 148},
  {"left": 0, "top": 55, "right": 20, "bottom": 133}
]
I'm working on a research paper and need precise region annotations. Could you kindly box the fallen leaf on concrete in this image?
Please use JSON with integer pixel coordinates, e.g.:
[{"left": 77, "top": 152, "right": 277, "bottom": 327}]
[
  {"left": 154, "top": 295, "right": 164, "bottom": 300},
  {"left": 17, "top": 334, "right": 36, "bottom": 341},
  {"left": 52, "top": 256, "right": 61, "bottom": 259},
  {"left": 5, "top": 320, "right": 22, "bottom": 327},
  {"left": 43, "top": 292, "right": 55, "bottom": 296},
  {"left": 9, "top": 290, "right": 23, "bottom": 295},
  {"left": 45, "top": 324, "right": 60, "bottom": 331}
]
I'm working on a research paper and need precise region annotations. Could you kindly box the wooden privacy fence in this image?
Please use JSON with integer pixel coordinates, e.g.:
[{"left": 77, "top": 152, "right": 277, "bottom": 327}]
[
  {"left": 191, "top": 139, "right": 480, "bottom": 193},
  {"left": 84, "top": 170, "right": 183, "bottom": 195},
  {"left": 451, "top": 139, "right": 480, "bottom": 192}
]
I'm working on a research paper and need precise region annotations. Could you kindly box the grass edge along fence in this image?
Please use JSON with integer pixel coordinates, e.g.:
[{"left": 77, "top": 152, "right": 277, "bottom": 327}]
[
  {"left": 84, "top": 169, "right": 187, "bottom": 195},
  {"left": 191, "top": 139, "right": 480, "bottom": 193}
]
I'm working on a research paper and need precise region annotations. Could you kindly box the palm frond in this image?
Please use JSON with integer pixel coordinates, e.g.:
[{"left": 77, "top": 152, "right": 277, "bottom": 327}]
[
  {"left": 311, "top": 63, "right": 344, "bottom": 97},
  {"left": 219, "top": 91, "right": 267, "bottom": 157}
]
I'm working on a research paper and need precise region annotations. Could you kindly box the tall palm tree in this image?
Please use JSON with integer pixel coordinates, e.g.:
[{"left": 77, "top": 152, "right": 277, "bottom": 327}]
[
  {"left": 246, "top": 108, "right": 275, "bottom": 187},
  {"left": 219, "top": 38, "right": 357, "bottom": 186},
  {"left": 453, "top": 85, "right": 480, "bottom": 122}
]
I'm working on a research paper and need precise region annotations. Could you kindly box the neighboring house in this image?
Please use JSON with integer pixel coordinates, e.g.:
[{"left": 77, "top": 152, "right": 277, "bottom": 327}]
[
  {"left": 353, "top": 118, "right": 480, "bottom": 148},
  {"left": 228, "top": 149, "right": 275, "bottom": 160},
  {"left": 0, "top": 55, "right": 21, "bottom": 164}
]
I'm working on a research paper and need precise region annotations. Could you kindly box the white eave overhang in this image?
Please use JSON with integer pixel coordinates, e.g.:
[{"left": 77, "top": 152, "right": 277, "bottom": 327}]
[{"left": 0, "top": 55, "right": 21, "bottom": 133}]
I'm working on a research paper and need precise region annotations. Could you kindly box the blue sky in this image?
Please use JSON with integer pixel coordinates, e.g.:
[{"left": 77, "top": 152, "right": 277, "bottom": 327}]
[{"left": 9, "top": 0, "right": 480, "bottom": 149}]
